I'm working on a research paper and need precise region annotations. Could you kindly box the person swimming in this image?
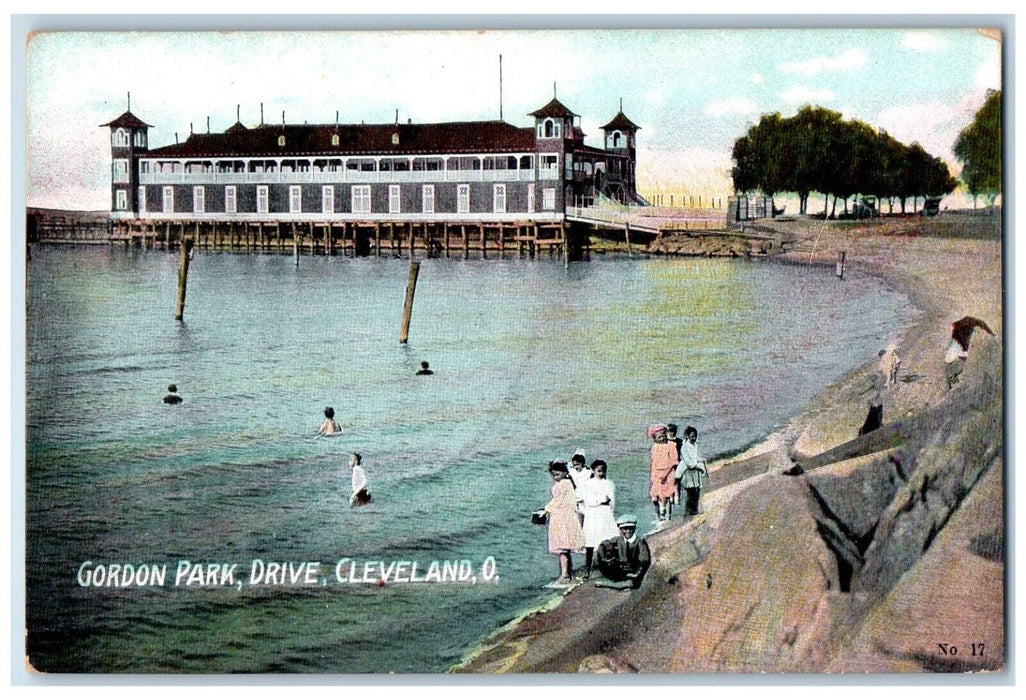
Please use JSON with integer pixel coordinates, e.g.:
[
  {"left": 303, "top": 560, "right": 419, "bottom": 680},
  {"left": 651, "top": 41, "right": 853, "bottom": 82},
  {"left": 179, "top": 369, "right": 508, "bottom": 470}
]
[
  {"left": 162, "top": 384, "right": 183, "bottom": 405},
  {"left": 416, "top": 361, "right": 434, "bottom": 376},
  {"left": 349, "top": 453, "right": 372, "bottom": 506},
  {"left": 317, "top": 406, "right": 342, "bottom": 436}
]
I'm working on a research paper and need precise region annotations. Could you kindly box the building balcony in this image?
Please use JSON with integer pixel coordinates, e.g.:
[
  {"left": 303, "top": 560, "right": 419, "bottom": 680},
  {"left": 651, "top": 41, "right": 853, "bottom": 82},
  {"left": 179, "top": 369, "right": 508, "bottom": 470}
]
[{"left": 139, "top": 168, "right": 547, "bottom": 186}]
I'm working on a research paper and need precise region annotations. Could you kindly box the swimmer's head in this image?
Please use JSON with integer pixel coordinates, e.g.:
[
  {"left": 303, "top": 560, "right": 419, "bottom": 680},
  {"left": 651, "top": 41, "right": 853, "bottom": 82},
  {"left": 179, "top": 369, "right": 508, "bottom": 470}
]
[
  {"left": 324, "top": 406, "right": 335, "bottom": 419},
  {"left": 168, "top": 384, "right": 178, "bottom": 393}
]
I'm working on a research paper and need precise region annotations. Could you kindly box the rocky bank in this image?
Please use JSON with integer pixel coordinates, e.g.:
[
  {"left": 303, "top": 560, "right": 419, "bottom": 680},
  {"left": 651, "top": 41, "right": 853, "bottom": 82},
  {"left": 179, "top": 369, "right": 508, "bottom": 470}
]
[{"left": 453, "top": 212, "right": 1004, "bottom": 674}]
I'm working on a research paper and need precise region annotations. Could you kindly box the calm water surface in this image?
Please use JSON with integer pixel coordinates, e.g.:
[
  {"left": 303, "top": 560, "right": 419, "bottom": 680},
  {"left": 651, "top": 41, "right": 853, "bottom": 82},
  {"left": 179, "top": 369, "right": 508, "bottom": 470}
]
[{"left": 25, "top": 245, "right": 911, "bottom": 673}]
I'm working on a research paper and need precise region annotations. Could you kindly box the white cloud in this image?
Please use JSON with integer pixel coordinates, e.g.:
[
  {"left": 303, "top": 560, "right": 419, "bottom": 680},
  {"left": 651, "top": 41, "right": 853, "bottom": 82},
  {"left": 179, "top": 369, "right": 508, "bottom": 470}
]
[
  {"left": 751, "top": 73, "right": 764, "bottom": 84},
  {"left": 902, "top": 32, "right": 948, "bottom": 52},
  {"left": 643, "top": 87, "right": 667, "bottom": 105},
  {"left": 876, "top": 100, "right": 966, "bottom": 162},
  {"left": 779, "top": 86, "right": 836, "bottom": 104},
  {"left": 975, "top": 54, "right": 1002, "bottom": 91},
  {"left": 704, "top": 97, "right": 761, "bottom": 117},
  {"left": 780, "top": 49, "right": 866, "bottom": 76}
]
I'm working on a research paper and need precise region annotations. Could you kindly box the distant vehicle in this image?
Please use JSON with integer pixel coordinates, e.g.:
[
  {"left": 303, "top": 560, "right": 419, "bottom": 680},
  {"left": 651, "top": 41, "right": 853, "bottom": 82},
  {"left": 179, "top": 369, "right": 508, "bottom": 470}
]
[
  {"left": 922, "top": 197, "right": 942, "bottom": 216},
  {"left": 838, "top": 197, "right": 878, "bottom": 220}
]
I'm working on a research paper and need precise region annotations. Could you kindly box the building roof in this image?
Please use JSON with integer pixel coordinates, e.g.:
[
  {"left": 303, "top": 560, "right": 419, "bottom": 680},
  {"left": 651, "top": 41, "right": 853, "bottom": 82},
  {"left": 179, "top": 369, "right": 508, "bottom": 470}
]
[
  {"left": 101, "top": 111, "right": 153, "bottom": 129},
  {"left": 528, "top": 98, "right": 579, "bottom": 119},
  {"left": 145, "top": 120, "right": 539, "bottom": 158},
  {"left": 600, "top": 110, "right": 640, "bottom": 131}
]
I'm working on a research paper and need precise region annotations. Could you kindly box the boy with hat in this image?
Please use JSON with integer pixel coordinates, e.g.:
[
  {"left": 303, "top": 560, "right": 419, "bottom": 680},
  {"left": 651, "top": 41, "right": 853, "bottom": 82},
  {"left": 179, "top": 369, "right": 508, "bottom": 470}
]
[{"left": 594, "top": 514, "right": 651, "bottom": 589}]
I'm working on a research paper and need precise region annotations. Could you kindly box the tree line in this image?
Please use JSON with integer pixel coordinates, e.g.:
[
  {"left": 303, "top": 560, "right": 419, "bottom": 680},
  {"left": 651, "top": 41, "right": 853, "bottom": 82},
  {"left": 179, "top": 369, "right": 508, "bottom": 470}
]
[
  {"left": 954, "top": 89, "right": 1002, "bottom": 208},
  {"left": 731, "top": 105, "right": 957, "bottom": 217}
]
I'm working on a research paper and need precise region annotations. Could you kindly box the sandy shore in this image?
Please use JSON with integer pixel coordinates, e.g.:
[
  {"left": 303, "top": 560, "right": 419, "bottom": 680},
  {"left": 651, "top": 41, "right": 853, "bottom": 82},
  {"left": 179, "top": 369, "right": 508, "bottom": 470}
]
[{"left": 452, "top": 211, "right": 1003, "bottom": 674}]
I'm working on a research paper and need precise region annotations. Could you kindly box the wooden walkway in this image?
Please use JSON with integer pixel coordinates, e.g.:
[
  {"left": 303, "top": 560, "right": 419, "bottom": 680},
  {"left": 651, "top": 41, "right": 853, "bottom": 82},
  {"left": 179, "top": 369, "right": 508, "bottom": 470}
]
[{"left": 59, "top": 218, "right": 581, "bottom": 260}]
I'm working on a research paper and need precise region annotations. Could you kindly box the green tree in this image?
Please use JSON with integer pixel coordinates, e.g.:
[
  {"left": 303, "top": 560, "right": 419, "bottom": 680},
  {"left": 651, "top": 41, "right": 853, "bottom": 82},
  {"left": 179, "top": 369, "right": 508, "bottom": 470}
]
[{"left": 954, "top": 89, "right": 1002, "bottom": 207}]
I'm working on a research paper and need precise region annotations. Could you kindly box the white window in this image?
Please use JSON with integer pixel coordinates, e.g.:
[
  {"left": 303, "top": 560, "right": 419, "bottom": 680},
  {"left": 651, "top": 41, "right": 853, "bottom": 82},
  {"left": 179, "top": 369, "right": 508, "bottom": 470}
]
[
  {"left": 422, "top": 185, "right": 435, "bottom": 214},
  {"left": 225, "top": 186, "right": 237, "bottom": 214},
  {"left": 113, "top": 159, "right": 130, "bottom": 183},
  {"left": 278, "top": 135, "right": 286, "bottom": 147},
  {"left": 527, "top": 184, "right": 535, "bottom": 214},
  {"left": 540, "top": 154, "right": 559, "bottom": 179},
  {"left": 162, "top": 186, "right": 174, "bottom": 213},
  {"left": 133, "top": 131, "right": 147, "bottom": 148},
  {"left": 257, "top": 186, "right": 269, "bottom": 214},
  {"left": 331, "top": 134, "right": 340, "bottom": 146},
  {"left": 137, "top": 187, "right": 146, "bottom": 213},
  {"left": 389, "top": 185, "right": 401, "bottom": 214},
  {"left": 115, "top": 190, "right": 128, "bottom": 210},
  {"left": 322, "top": 186, "right": 334, "bottom": 214},
  {"left": 457, "top": 184, "right": 470, "bottom": 214},
  {"left": 140, "top": 161, "right": 151, "bottom": 174},
  {"left": 493, "top": 184, "right": 506, "bottom": 213},
  {"left": 289, "top": 186, "right": 302, "bottom": 213},
  {"left": 543, "top": 188, "right": 556, "bottom": 211},
  {"left": 193, "top": 186, "right": 205, "bottom": 214},
  {"left": 352, "top": 185, "right": 371, "bottom": 214},
  {"left": 113, "top": 129, "right": 129, "bottom": 147},
  {"left": 539, "top": 119, "right": 562, "bottom": 139}
]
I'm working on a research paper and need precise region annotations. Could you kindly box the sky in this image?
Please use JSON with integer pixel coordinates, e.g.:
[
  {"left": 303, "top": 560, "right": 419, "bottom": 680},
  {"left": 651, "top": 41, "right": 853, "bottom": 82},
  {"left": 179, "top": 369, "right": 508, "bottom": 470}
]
[{"left": 22, "top": 23, "right": 1002, "bottom": 210}]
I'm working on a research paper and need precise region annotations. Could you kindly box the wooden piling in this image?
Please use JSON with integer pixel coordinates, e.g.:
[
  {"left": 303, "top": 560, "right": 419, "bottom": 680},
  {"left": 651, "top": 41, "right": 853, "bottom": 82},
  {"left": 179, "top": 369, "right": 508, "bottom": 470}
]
[
  {"left": 625, "top": 221, "right": 634, "bottom": 258},
  {"left": 836, "top": 251, "right": 846, "bottom": 279},
  {"left": 399, "top": 260, "right": 421, "bottom": 344},
  {"left": 174, "top": 237, "right": 194, "bottom": 321},
  {"left": 561, "top": 223, "right": 569, "bottom": 269}
]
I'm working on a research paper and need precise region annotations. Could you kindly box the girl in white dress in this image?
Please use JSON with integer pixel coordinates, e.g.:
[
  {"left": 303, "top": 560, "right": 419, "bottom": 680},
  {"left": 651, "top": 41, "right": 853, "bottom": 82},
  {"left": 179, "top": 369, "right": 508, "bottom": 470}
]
[{"left": 581, "top": 460, "right": 620, "bottom": 580}]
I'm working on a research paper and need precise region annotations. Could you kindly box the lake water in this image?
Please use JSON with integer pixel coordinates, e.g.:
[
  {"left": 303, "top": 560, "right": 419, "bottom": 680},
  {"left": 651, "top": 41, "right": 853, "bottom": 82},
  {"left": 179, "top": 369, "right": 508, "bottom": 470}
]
[{"left": 24, "top": 244, "right": 910, "bottom": 673}]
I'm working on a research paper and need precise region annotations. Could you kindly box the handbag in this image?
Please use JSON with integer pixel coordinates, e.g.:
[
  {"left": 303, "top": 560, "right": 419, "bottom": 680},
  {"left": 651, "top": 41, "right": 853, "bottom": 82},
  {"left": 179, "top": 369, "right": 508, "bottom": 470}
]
[{"left": 531, "top": 509, "right": 548, "bottom": 525}]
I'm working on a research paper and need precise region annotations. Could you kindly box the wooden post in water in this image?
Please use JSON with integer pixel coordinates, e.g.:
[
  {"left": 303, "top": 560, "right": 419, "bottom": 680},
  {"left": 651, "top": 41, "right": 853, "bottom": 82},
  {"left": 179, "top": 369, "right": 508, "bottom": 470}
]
[
  {"left": 624, "top": 221, "right": 634, "bottom": 258},
  {"left": 399, "top": 260, "right": 421, "bottom": 344},
  {"left": 836, "top": 251, "right": 846, "bottom": 279},
  {"left": 174, "top": 237, "right": 194, "bottom": 321},
  {"left": 292, "top": 223, "right": 299, "bottom": 266},
  {"left": 562, "top": 223, "right": 569, "bottom": 269}
]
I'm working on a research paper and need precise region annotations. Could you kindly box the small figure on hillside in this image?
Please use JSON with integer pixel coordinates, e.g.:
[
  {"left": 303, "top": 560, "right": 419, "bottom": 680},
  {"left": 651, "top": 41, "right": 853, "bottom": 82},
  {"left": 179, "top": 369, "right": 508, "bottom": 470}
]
[
  {"left": 648, "top": 424, "right": 677, "bottom": 522},
  {"left": 542, "top": 460, "right": 586, "bottom": 585},
  {"left": 944, "top": 316, "right": 995, "bottom": 388},
  {"left": 675, "top": 426, "right": 709, "bottom": 516},
  {"left": 878, "top": 344, "right": 901, "bottom": 388},
  {"left": 317, "top": 406, "right": 342, "bottom": 436},
  {"left": 594, "top": 514, "right": 651, "bottom": 590},
  {"left": 162, "top": 384, "right": 183, "bottom": 405},
  {"left": 416, "top": 361, "right": 434, "bottom": 376},
  {"left": 349, "top": 453, "right": 372, "bottom": 506}
]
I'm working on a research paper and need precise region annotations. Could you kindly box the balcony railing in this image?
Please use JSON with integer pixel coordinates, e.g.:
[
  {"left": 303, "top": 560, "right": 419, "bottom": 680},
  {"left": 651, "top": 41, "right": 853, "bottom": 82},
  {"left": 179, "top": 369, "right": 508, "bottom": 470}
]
[{"left": 140, "top": 167, "right": 543, "bottom": 186}]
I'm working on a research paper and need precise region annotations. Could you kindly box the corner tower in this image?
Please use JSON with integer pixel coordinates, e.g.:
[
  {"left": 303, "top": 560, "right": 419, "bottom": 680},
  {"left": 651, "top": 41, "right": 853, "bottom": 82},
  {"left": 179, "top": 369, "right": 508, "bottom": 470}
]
[
  {"left": 600, "top": 104, "right": 640, "bottom": 201},
  {"left": 101, "top": 98, "right": 151, "bottom": 218}
]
